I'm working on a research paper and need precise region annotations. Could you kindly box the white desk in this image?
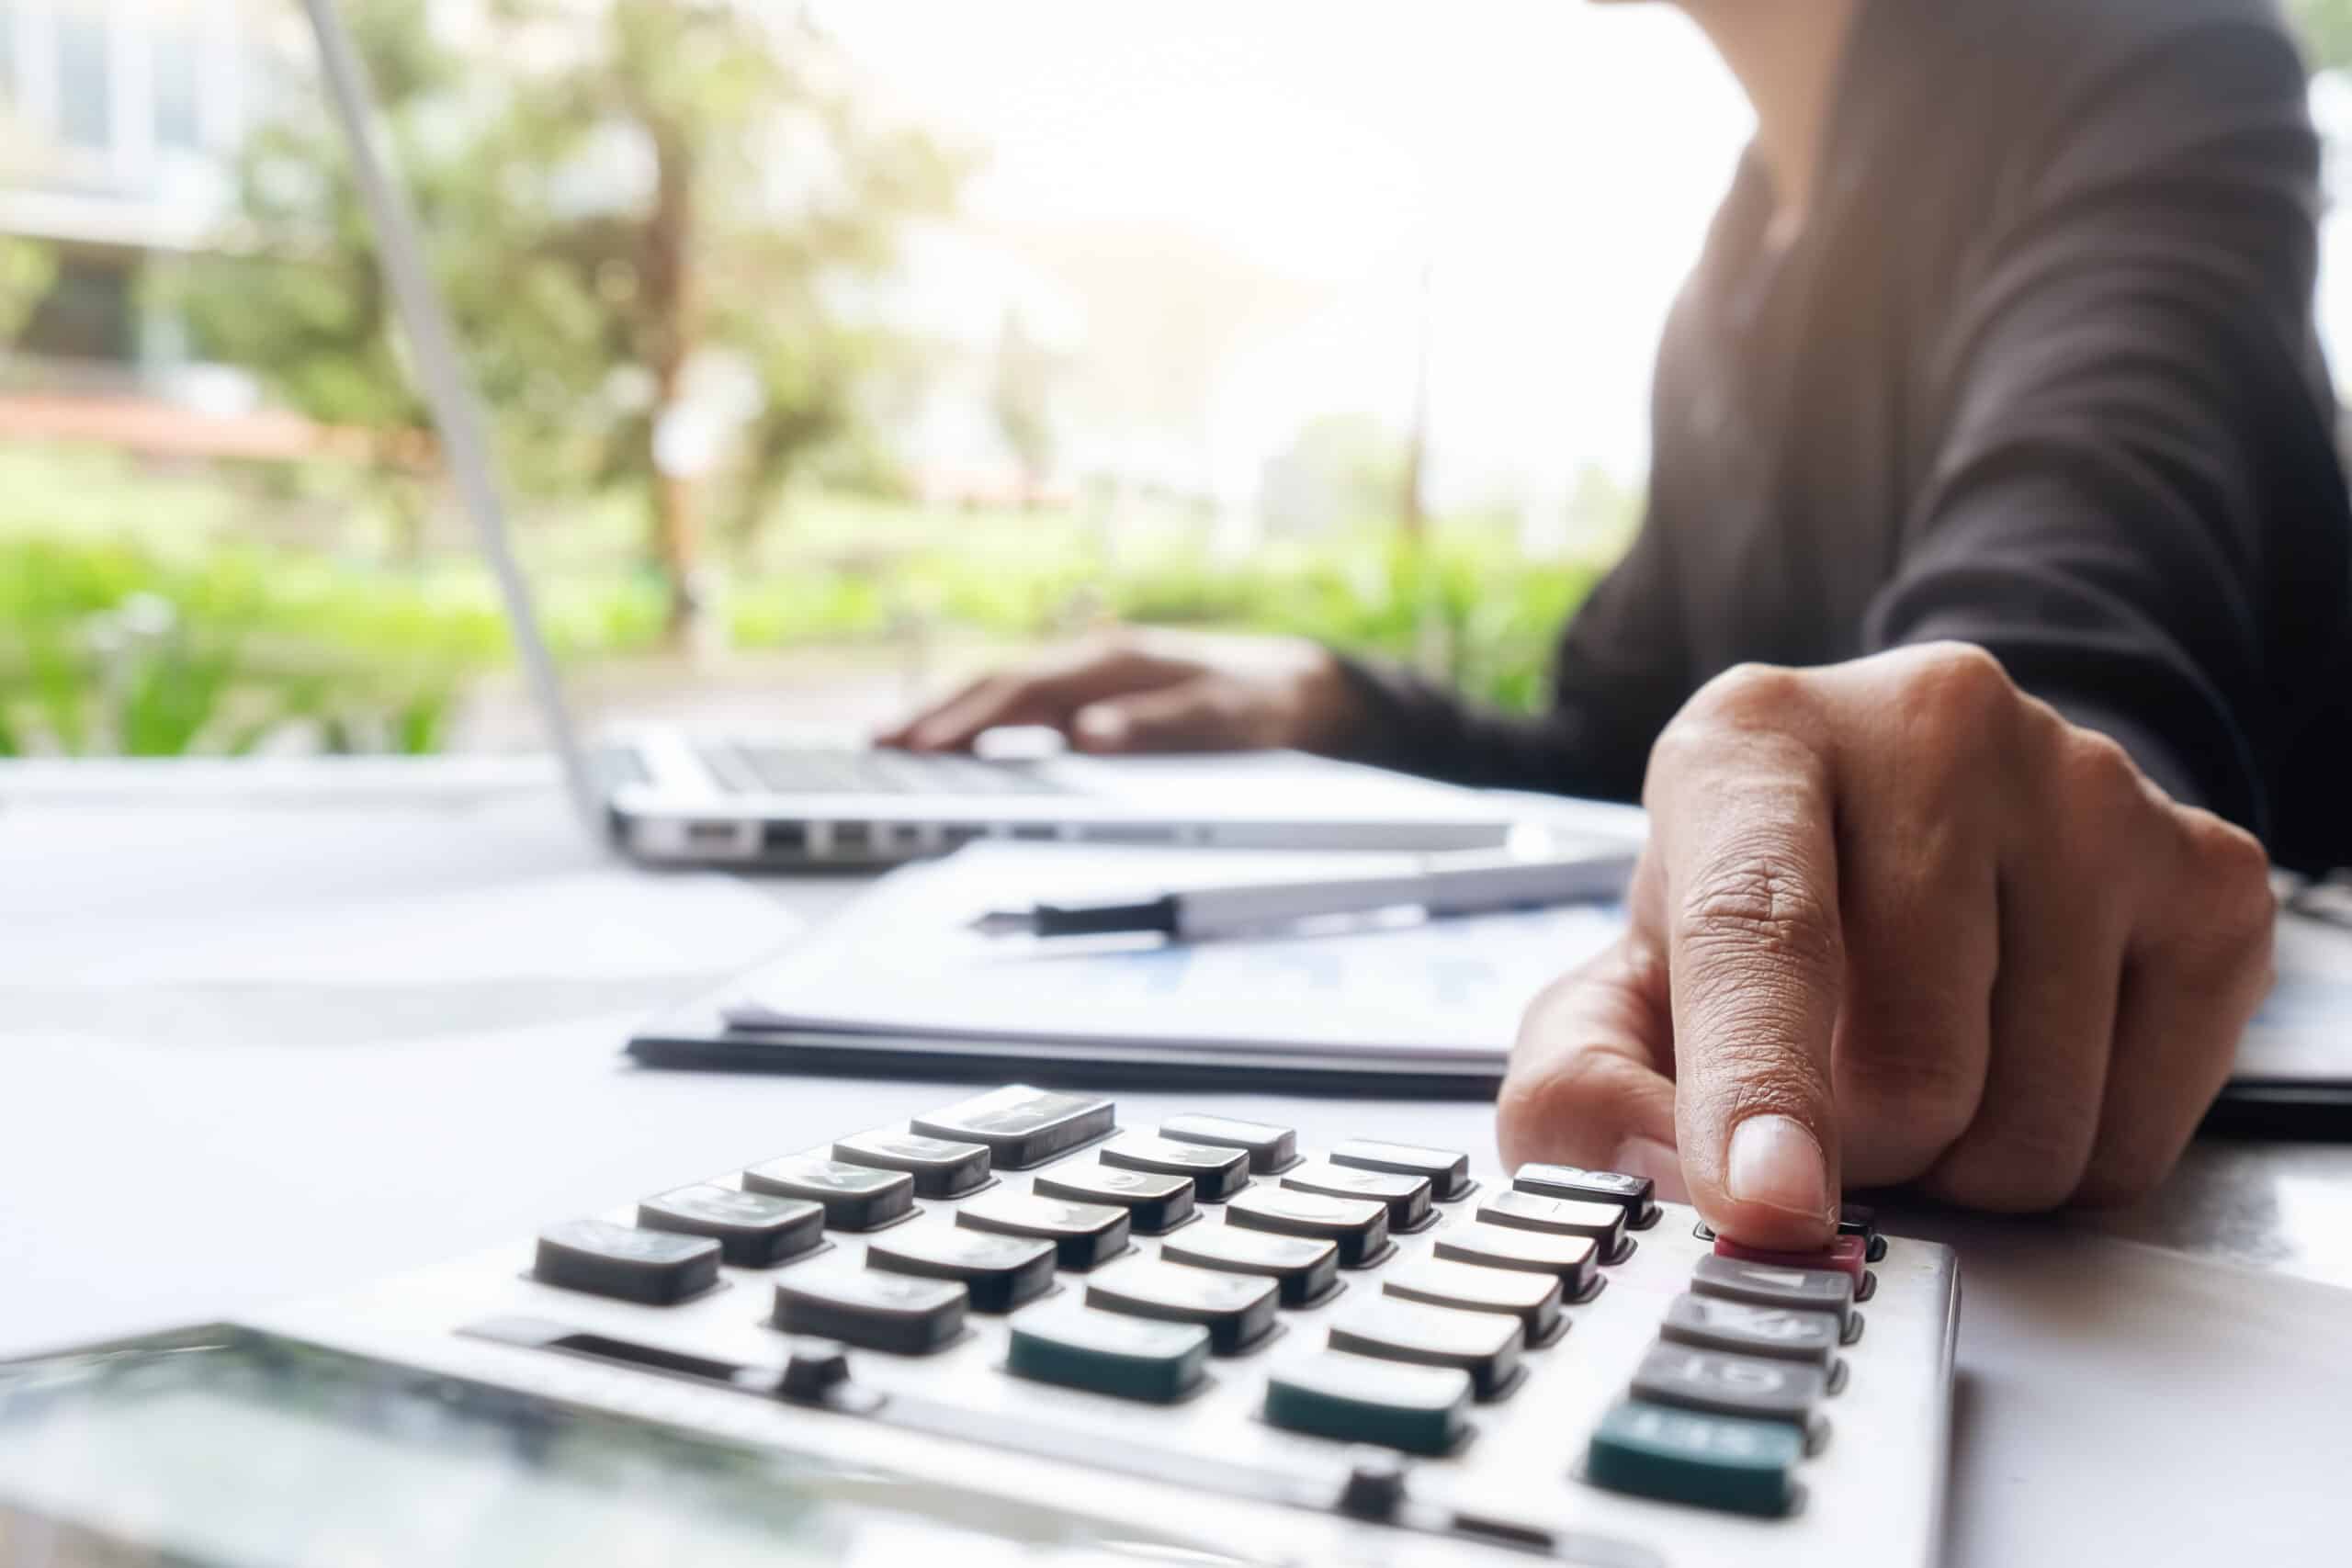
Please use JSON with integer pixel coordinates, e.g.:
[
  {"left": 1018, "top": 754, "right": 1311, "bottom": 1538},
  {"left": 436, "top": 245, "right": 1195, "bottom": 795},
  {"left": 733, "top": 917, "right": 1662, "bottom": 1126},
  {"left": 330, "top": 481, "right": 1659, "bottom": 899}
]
[{"left": 5, "top": 760, "right": 2348, "bottom": 1566}]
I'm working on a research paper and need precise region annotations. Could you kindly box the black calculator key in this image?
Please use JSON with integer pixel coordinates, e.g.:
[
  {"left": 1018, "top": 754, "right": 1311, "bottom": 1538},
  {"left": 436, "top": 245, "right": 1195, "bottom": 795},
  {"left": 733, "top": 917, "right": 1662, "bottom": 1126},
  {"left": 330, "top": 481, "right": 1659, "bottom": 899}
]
[
  {"left": 1280, "top": 1162, "right": 1431, "bottom": 1231},
  {"left": 1159, "top": 1113, "right": 1296, "bottom": 1173},
  {"left": 1226, "top": 1187, "right": 1389, "bottom": 1267},
  {"left": 1838, "top": 1202, "right": 1877, "bottom": 1236},
  {"left": 1099, "top": 1135, "right": 1250, "bottom": 1201},
  {"left": 956, "top": 1190, "right": 1131, "bottom": 1269},
  {"left": 831, "top": 1128, "right": 991, "bottom": 1198},
  {"left": 743, "top": 1156, "right": 915, "bottom": 1232},
  {"left": 1431, "top": 1223, "right": 1599, "bottom": 1297},
  {"left": 867, "top": 1229, "right": 1057, "bottom": 1313},
  {"left": 1631, "top": 1343, "right": 1827, "bottom": 1429},
  {"left": 1329, "top": 1299, "right": 1524, "bottom": 1399},
  {"left": 636, "top": 1185, "right": 824, "bottom": 1268},
  {"left": 910, "top": 1086, "right": 1114, "bottom": 1168},
  {"left": 1690, "top": 1253, "right": 1856, "bottom": 1330},
  {"left": 1086, "top": 1258, "right": 1279, "bottom": 1351},
  {"left": 1159, "top": 1224, "right": 1339, "bottom": 1305},
  {"left": 1476, "top": 1190, "right": 1627, "bottom": 1254},
  {"left": 1033, "top": 1164, "right": 1196, "bottom": 1234},
  {"left": 534, "top": 1219, "right": 720, "bottom": 1304},
  {"left": 1328, "top": 1138, "right": 1472, "bottom": 1201},
  {"left": 1263, "top": 1351, "right": 1471, "bottom": 1456},
  {"left": 1006, "top": 1304, "right": 1211, "bottom": 1403},
  {"left": 772, "top": 1269, "right": 967, "bottom": 1353},
  {"left": 1382, "top": 1258, "right": 1563, "bottom": 1341},
  {"left": 1512, "top": 1161, "right": 1657, "bottom": 1218},
  {"left": 1660, "top": 1292, "right": 1842, "bottom": 1368}
]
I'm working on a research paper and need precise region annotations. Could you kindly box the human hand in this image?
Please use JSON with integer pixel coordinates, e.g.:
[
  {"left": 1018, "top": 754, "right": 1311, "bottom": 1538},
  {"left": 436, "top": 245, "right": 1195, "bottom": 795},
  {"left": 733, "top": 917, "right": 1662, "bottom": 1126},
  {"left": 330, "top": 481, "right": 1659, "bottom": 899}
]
[
  {"left": 876, "top": 626, "right": 1365, "bottom": 756},
  {"left": 1498, "top": 643, "right": 2276, "bottom": 1248}
]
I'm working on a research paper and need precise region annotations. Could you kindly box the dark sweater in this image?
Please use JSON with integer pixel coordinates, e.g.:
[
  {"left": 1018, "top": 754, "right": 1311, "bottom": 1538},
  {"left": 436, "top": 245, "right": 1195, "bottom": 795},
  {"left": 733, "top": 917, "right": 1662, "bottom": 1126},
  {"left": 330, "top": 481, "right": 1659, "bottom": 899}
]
[{"left": 1348, "top": 0, "right": 2352, "bottom": 874}]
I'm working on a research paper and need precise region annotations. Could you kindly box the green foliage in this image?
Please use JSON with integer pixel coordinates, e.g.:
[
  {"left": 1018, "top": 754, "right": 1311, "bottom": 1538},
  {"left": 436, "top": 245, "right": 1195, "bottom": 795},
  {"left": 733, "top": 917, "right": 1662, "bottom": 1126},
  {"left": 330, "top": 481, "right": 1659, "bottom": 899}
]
[
  {"left": 2292, "top": 0, "right": 2352, "bottom": 71},
  {"left": 0, "top": 234, "right": 56, "bottom": 345}
]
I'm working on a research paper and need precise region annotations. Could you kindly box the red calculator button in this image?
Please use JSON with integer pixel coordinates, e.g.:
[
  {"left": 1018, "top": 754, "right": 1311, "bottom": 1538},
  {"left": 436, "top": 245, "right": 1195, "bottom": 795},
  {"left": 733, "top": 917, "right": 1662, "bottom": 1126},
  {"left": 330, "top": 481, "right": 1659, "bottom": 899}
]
[{"left": 1712, "top": 1233, "right": 1867, "bottom": 1287}]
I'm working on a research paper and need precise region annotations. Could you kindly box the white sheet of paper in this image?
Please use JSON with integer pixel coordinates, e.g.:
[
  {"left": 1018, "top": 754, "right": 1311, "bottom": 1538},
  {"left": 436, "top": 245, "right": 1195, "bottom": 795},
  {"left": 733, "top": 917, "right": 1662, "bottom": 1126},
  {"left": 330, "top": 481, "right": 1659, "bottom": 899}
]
[{"left": 724, "top": 841, "right": 1629, "bottom": 1066}]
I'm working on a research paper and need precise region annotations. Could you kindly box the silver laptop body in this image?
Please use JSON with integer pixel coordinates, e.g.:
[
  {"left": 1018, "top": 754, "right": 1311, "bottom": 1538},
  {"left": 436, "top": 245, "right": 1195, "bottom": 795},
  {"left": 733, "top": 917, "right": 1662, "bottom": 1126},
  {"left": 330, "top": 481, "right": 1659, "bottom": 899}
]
[{"left": 307, "top": 0, "right": 1517, "bottom": 867}]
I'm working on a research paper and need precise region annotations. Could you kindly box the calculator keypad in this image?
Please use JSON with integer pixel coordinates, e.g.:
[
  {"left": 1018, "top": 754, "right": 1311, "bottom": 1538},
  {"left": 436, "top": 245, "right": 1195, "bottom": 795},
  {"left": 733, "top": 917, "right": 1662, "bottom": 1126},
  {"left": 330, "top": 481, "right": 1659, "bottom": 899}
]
[{"left": 482, "top": 1085, "right": 1941, "bottom": 1558}]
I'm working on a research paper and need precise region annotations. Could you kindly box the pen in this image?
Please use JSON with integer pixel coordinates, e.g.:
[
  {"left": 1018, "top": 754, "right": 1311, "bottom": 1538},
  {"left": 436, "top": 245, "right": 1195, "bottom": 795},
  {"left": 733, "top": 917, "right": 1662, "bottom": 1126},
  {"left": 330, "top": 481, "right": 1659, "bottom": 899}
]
[{"left": 970, "top": 845, "right": 1639, "bottom": 942}]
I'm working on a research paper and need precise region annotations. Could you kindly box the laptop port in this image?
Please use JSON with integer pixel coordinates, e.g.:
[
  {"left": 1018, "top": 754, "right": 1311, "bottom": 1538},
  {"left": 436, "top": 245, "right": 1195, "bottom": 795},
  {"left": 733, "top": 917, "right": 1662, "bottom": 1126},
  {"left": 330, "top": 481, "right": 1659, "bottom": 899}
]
[
  {"left": 684, "top": 821, "right": 740, "bottom": 847},
  {"left": 762, "top": 821, "right": 808, "bottom": 852},
  {"left": 940, "top": 825, "right": 987, "bottom": 848},
  {"left": 1010, "top": 824, "right": 1058, "bottom": 841},
  {"left": 831, "top": 822, "right": 873, "bottom": 852}
]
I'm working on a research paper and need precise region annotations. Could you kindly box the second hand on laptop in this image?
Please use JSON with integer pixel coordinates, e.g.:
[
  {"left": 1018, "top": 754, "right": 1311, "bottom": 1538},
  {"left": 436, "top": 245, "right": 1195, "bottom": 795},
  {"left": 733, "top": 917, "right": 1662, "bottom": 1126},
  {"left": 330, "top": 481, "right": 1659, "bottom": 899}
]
[{"left": 970, "top": 844, "right": 1638, "bottom": 942}]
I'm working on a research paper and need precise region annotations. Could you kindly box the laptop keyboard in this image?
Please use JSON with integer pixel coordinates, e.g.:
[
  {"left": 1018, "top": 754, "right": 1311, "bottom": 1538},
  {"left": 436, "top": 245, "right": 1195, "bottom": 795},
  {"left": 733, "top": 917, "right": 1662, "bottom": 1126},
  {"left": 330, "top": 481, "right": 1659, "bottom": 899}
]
[{"left": 698, "top": 744, "right": 1073, "bottom": 798}]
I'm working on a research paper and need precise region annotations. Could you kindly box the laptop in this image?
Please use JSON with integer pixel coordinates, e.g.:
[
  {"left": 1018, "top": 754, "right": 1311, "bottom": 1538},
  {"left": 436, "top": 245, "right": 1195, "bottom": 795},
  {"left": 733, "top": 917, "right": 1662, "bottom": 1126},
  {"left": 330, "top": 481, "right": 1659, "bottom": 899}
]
[{"left": 309, "top": 0, "right": 1520, "bottom": 869}]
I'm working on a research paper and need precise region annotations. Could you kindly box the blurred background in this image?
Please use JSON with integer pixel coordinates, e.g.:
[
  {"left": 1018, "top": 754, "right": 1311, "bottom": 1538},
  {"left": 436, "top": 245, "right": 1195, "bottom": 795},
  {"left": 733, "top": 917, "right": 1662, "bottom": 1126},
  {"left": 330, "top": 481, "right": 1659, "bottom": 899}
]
[{"left": 1, "top": 0, "right": 2347, "bottom": 759}]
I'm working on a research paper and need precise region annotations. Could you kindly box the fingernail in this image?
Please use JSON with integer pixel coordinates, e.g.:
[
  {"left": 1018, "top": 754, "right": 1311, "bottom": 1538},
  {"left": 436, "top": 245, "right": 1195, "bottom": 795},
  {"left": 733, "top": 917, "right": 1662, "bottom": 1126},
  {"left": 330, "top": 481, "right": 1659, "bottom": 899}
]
[
  {"left": 1075, "top": 706, "right": 1128, "bottom": 746},
  {"left": 1724, "top": 1114, "right": 1830, "bottom": 1221},
  {"left": 1611, "top": 1135, "right": 1690, "bottom": 1205}
]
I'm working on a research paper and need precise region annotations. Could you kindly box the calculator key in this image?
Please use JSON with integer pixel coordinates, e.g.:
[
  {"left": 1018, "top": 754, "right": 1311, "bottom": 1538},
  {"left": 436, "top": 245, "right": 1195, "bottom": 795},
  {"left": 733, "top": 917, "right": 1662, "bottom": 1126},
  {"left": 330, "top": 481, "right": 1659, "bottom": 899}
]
[
  {"left": 1713, "top": 1233, "right": 1869, "bottom": 1289},
  {"left": 1099, "top": 1135, "right": 1250, "bottom": 1201},
  {"left": 1476, "top": 1190, "right": 1627, "bottom": 1255},
  {"left": 831, "top": 1128, "right": 991, "bottom": 1198},
  {"left": 1263, "top": 1350, "right": 1472, "bottom": 1456},
  {"left": 1159, "top": 1224, "right": 1340, "bottom": 1305},
  {"left": 1226, "top": 1187, "right": 1390, "bottom": 1267},
  {"left": 1280, "top": 1162, "right": 1431, "bottom": 1231},
  {"left": 1631, "top": 1343, "right": 1827, "bottom": 1429},
  {"left": 1690, "top": 1253, "right": 1857, "bottom": 1330},
  {"left": 956, "top": 1190, "right": 1131, "bottom": 1269},
  {"left": 910, "top": 1086, "right": 1115, "bottom": 1168},
  {"left": 1006, "top": 1304, "right": 1211, "bottom": 1403},
  {"left": 866, "top": 1229, "right": 1057, "bottom": 1313},
  {"left": 534, "top": 1219, "right": 720, "bottom": 1304},
  {"left": 1432, "top": 1223, "right": 1600, "bottom": 1297},
  {"left": 1159, "top": 1113, "right": 1296, "bottom": 1173},
  {"left": 1512, "top": 1162, "right": 1657, "bottom": 1221},
  {"left": 1838, "top": 1202, "right": 1877, "bottom": 1237},
  {"left": 1086, "top": 1258, "right": 1279, "bottom": 1351},
  {"left": 772, "top": 1269, "right": 967, "bottom": 1353},
  {"left": 743, "top": 1156, "right": 916, "bottom": 1232},
  {"left": 635, "top": 1185, "right": 824, "bottom": 1268},
  {"left": 1660, "top": 1292, "right": 1842, "bottom": 1368},
  {"left": 1033, "top": 1164, "right": 1196, "bottom": 1234},
  {"left": 1586, "top": 1399, "right": 1804, "bottom": 1517},
  {"left": 1382, "top": 1258, "right": 1563, "bottom": 1341},
  {"left": 1328, "top": 1138, "right": 1472, "bottom": 1201},
  {"left": 1329, "top": 1299, "right": 1525, "bottom": 1399}
]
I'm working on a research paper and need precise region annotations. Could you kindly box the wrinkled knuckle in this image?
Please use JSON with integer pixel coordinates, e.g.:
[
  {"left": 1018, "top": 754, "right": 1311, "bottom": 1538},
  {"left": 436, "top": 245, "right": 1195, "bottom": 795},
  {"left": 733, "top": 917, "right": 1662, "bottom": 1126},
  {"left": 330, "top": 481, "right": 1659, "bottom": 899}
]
[
  {"left": 1900, "top": 643, "right": 2017, "bottom": 748},
  {"left": 1679, "top": 856, "right": 1841, "bottom": 981},
  {"left": 2061, "top": 730, "right": 2145, "bottom": 808},
  {"left": 1690, "top": 662, "right": 1812, "bottom": 730}
]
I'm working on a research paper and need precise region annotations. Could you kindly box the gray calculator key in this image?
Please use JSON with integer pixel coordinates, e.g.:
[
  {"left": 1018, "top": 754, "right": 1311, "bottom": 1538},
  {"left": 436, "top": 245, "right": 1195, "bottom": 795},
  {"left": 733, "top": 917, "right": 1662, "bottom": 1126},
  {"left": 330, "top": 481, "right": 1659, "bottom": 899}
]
[
  {"left": 1007, "top": 1304, "right": 1211, "bottom": 1403},
  {"left": 636, "top": 1185, "right": 824, "bottom": 1268},
  {"left": 956, "top": 1190, "right": 1131, "bottom": 1269},
  {"left": 1328, "top": 1138, "right": 1472, "bottom": 1201},
  {"left": 1329, "top": 1299, "right": 1524, "bottom": 1398},
  {"left": 1631, "top": 1343, "right": 1827, "bottom": 1428},
  {"left": 1159, "top": 1224, "right": 1339, "bottom": 1305},
  {"left": 866, "top": 1228, "right": 1057, "bottom": 1313},
  {"left": 1159, "top": 1113, "right": 1296, "bottom": 1173},
  {"left": 1226, "top": 1186, "right": 1389, "bottom": 1267},
  {"left": 1476, "top": 1190, "right": 1627, "bottom": 1254},
  {"left": 1099, "top": 1134, "right": 1250, "bottom": 1201},
  {"left": 1263, "top": 1351, "right": 1472, "bottom": 1456},
  {"left": 1033, "top": 1164, "right": 1196, "bottom": 1234},
  {"left": 1431, "top": 1223, "right": 1598, "bottom": 1297},
  {"left": 534, "top": 1219, "right": 720, "bottom": 1304},
  {"left": 772, "top": 1269, "right": 967, "bottom": 1352},
  {"left": 743, "top": 1156, "right": 915, "bottom": 1232},
  {"left": 1383, "top": 1258, "right": 1563, "bottom": 1341},
  {"left": 1512, "top": 1161, "right": 1657, "bottom": 1216},
  {"left": 1086, "top": 1258, "right": 1279, "bottom": 1351},
  {"left": 1690, "top": 1253, "right": 1856, "bottom": 1329},
  {"left": 1661, "top": 1292, "right": 1843, "bottom": 1367},
  {"left": 909, "top": 1086, "right": 1114, "bottom": 1168},
  {"left": 1281, "top": 1161, "right": 1431, "bottom": 1231},
  {"left": 831, "top": 1128, "right": 991, "bottom": 1198}
]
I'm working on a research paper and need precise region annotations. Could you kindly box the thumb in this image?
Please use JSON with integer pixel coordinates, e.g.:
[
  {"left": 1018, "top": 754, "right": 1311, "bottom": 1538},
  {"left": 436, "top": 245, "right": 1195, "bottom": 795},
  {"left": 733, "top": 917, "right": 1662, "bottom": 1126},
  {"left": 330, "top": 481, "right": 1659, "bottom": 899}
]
[
  {"left": 1498, "top": 930, "right": 1686, "bottom": 1201},
  {"left": 1072, "top": 681, "right": 1238, "bottom": 753}
]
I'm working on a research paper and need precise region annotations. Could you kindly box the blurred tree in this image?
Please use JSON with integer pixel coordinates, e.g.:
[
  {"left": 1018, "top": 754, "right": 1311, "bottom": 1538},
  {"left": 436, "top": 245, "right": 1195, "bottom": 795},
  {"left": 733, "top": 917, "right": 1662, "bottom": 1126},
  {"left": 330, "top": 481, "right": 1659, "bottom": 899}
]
[
  {"left": 180, "top": 0, "right": 964, "bottom": 648},
  {"left": 0, "top": 238, "right": 56, "bottom": 347},
  {"left": 2291, "top": 0, "right": 2352, "bottom": 71},
  {"left": 990, "top": 306, "right": 1059, "bottom": 501}
]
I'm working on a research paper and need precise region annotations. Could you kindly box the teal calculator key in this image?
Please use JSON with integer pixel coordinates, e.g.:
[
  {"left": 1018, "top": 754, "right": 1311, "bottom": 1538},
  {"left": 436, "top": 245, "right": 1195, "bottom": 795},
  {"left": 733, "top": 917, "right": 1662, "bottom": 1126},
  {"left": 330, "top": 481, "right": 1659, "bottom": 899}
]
[
  {"left": 1585, "top": 1399, "right": 1804, "bottom": 1517},
  {"left": 1262, "top": 1350, "right": 1472, "bottom": 1455},
  {"left": 1007, "top": 1305, "right": 1211, "bottom": 1402}
]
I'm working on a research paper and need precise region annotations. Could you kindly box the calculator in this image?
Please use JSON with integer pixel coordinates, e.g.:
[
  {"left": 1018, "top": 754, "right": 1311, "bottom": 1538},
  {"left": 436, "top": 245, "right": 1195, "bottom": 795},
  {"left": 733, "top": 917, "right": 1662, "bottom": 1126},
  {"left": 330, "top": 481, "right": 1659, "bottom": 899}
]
[{"left": 0, "top": 1087, "right": 1958, "bottom": 1567}]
